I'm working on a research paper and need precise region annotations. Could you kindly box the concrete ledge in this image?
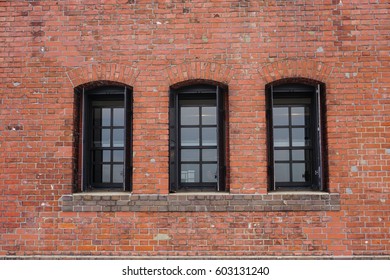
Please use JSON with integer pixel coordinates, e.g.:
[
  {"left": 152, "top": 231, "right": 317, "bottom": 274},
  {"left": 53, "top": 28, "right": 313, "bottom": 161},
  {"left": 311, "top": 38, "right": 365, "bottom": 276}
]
[{"left": 60, "top": 192, "right": 340, "bottom": 212}]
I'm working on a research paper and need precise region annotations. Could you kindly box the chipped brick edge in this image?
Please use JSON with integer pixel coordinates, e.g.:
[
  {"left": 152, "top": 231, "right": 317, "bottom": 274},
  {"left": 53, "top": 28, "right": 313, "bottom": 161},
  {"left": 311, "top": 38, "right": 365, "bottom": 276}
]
[{"left": 60, "top": 193, "right": 340, "bottom": 212}]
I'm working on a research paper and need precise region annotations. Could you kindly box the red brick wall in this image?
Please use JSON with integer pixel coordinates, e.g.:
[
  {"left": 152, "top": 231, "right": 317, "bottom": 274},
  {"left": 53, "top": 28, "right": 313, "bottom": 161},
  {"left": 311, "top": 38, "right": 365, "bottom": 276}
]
[{"left": 0, "top": 0, "right": 389, "bottom": 257}]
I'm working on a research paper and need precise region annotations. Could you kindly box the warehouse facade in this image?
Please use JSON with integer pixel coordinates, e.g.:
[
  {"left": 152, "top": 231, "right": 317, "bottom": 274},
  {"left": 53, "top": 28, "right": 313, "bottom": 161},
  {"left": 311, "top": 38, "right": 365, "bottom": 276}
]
[{"left": 0, "top": 0, "right": 389, "bottom": 258}]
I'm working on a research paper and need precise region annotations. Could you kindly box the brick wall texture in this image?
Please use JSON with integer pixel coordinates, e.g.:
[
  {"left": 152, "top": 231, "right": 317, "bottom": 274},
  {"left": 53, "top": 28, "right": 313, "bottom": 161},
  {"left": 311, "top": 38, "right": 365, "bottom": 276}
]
[{"left": 0, "top": 0, "right": 389, "bottom": 258}]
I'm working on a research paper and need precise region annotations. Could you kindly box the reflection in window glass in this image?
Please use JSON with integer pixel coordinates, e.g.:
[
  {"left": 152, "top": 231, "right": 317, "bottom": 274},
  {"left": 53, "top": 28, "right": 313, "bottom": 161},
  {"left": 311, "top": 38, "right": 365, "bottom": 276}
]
[
  {"left": 273, "top": 107, "right": 289, "bottom": 126},
  {"left": 181, "top": 107, "right": 199, "bottom": 125},
  {"left": 202, "top": 149, "right": 217, "bottom": 162},
  {"left": 113, "top": 165, "right": 124, "bottom": 183},
  {"left": 202, "top": 127, "right": 217, "bottom": 146},
  {"left": 100, "top": 129, "right": 111, "bottom": 147},
  {"left": 113, "top": 108, "right": 124, "bottom": 126},
  {"left": 275, "top": 163, "right": 290, "bottom": 182},
  {"left": 202, "top": 107, "right": 217, "bottom": 125},
  {"left": 113, "top": 128, "right": 124, "bottom": 147},
  {"left": 292, "top": 128, "right": 305, "bottom": 147},
  {"left": 202, "top": 164, "right": 217, "bottom": 182},
  {"left": 181, "top": 149, "right": 200, "bottom": 162},
  {"left": 181, "top": 128, "right": 200, "bottom": 146},
  {"left": 102, "top": 108, "right": 111, "bottom": 126},
  {"left": 102, "top": 164, "right": 111, "bottom": 183},
  {"left": 292, "top": 150, "right": 305, "bottom": 161},
  {"left": 274, "top": 128, "right": 289, "bottom": 147},
  {"left": 274, "top": 150, "right": 289, "bottom": 161},
  {"left": 181, "top": 164, "right": 200, "bottom": 183},
  {"left": 292, "top": 163, "right": 307, "bottom": 182},
  {"left": 291, "top": 107, "right": 306, "bottom": 126},
  {"left": 113, "top": 150, "right": 124, "bottom": 162}
]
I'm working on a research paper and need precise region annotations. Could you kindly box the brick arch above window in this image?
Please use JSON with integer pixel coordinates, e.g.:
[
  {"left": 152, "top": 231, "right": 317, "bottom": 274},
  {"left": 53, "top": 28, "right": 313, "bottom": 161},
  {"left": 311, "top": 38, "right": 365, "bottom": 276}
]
[
  {"left": 166, "top": 61, "right": 234, "bottom": 87},
  {"left": 66, "top": 63, "right": 139, "bottom": 89},
  {"left": 259, "top": 60, "right": 334, "bottom": 84}
]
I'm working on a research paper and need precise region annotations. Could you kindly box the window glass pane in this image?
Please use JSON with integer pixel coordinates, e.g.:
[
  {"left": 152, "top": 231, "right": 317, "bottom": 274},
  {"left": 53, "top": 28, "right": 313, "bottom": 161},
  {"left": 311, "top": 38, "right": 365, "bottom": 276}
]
[
  {"left": 94, "top": 129, "right": 110, "bottom": 148},
  {"left": 202, "top": 149, "right": 217, "bottom": 162},
  {"left": 113, "top": 129, "right": 124, "bottom": 147},
  {"left": 202, "top": 164, "right": 217, "bottom": 183},
  {"left": 113, "top": 108, "right": 124, "bottom": 126},
  {"left": 181, "top": 164, "right": 200, "bottom": 183},
  {"left": 292, "top": 150, "right": 305, "bottom": 161},
  {"left": 292, "top": 163, "right": 307, "bottom": 182},
  {"left": 103, "top": 150, "right": 111, "bottom": 162},
  {"left": 93, "top": 150, "right": 111, "bottom": 163},
  {"left": 102, "top": 108, "right": 111, "bottom": 126},
  {"left": 273, "top": 128, "right": 289, "bottom": 147},
  {"left": 113, "top": 164, "right": 124, "bottom": 183},
  {"left": 292, "top": 128, "right": 306, "bottom": 147},
  {"left": 274, "top": 150, "right": 289, "bottom": 161},
  {"left": 93, "top": 108, "right": 102, "bottom": 126},
  {"left": 181, "top": 128, "right": 199, "bottom": 146},
  {"left": 291, "top": 107, "right": 307, "bottom": 126},
  {"left": 181, "top": 149, "right": 200, "bottom": 162},
  {"left": 202, "top": 127, "right": 217, "bottom": 146},
  {"left": 113, "top": 150, "right": 124, "bottom": 162},
  {"left": 275, "top": 163, "right": 290, "bottom": 182},
  {"left": 181, "top": 107, "right": 199, "bottom": 125},
  {"left": 273, "top": 107, "right": 289, "bottom": 126},
  {"left": 202, "top": 107, "right": 217, "bottom": 125},
  {"left": 102, "top": 164, "right": 111, "bottom": 183}
]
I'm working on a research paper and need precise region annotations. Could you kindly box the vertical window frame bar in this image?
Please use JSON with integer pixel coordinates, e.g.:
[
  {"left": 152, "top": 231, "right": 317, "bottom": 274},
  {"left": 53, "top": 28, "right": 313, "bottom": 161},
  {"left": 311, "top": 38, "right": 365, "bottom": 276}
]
[
  {"left": 81, "top": 87, "right": 86, "bottom": 191},
  {"left": 314, "top": 84, "right": 323, "bottom": 190},
  {"left": 124, "top": 86, "right": 131, "bottom": 191},
  {"left": 269, "top": 85, "right": 276, "bottom": 191},
  {"left": 216, "top": 86, "right": 226, "bottom": 191}
]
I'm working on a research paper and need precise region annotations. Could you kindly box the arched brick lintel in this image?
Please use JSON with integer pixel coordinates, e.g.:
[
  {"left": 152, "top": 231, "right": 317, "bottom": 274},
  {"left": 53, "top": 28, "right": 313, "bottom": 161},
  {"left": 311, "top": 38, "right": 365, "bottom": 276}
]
[
  {"left": 259, "top": 60, "right": 333, "bottom": 84},
  {"left": 166, "top": 61, "right": 234, "bottom": 87},
  {"left": 66, "top": 63, "right": 139, "bottom": 88}
]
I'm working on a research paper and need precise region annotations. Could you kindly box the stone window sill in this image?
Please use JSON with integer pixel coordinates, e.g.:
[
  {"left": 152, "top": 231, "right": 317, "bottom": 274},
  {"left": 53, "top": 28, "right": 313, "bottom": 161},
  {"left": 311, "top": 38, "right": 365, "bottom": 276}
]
[{"left": 60, "top": 192, "right": 340, "bottom": 212}]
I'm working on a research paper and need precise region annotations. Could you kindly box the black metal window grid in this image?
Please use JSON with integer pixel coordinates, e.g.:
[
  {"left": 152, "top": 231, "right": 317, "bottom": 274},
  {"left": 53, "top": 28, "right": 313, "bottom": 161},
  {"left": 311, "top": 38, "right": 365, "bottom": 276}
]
[
  {"left": 82, "top": 86, "right": 132, "bottom": 191},
  {"left": 169, "top": 84, "right": 226, "bottom": 192},
  {"left": 267, "top": 83, "right": 325, "bottom": 191}
]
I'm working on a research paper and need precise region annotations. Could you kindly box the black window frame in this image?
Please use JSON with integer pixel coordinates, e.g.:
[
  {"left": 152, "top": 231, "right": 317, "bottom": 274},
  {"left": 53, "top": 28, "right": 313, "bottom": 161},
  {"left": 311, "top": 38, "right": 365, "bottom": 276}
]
[
  {"left": 81, "top": 86, "right": 132, "bottom": 192},
  {"left": 267, "top": 82, "right": 326, "bottom": 191},
  {"left": 169, "top": 84, "right": 227, "bottom": 192}
]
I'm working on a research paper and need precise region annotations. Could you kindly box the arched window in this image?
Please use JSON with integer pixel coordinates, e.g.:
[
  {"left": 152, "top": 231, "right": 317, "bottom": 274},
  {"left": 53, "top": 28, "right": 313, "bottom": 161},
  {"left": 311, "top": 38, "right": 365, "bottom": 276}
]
[
  {"left": 169, "top": 83, "right": 227, "bottom": 192},
  {"left": 267, "top": 81, "right": 327, "bottom": 191},
  {"left": 77, "top": 85, "right": 132, "bottom": 191}
]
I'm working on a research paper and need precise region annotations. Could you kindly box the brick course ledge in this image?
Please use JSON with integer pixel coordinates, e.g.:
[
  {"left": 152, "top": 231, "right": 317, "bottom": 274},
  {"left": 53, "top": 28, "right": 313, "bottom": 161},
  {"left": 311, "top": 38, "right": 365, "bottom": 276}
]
[{"left": 60, "top": 192, "right": 340, "bottom": 212}]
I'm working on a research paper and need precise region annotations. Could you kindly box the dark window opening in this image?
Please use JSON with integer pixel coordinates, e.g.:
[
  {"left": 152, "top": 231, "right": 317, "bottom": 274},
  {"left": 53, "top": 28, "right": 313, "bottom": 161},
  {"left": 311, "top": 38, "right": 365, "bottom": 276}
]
[
  {"left": 169, "top": 84, "right": 227, "bottom": 192},
  {"left": 267, "top": 82, "right": 326, "bottom": 191},
  {"left": 80, "top": 86, "right": 132, "bottom": 192}
]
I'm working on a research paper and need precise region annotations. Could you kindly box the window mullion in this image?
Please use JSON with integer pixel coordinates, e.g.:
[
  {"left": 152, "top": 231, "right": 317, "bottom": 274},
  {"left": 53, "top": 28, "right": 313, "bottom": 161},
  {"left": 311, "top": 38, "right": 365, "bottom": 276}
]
[
  {"left": 81, "top": 87, "right": 85, "bottom": 191},
  {"left": 314, "top": 84, "right": 323, "bottom": 190},
  {"left": 174, "top": 92, "right": 180, "bottom": 190},
  {"left": 269, "top": 85, "right": 276, "bottom": 190},
  {"left": 124, "top": 87, "right": 128, "bottom": 191},
  {"left": 198, "top": 106, "right": 202, "bottom": 183},
  {"left": 216, "top": 86, "right": 225, "bottom": 191}
]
